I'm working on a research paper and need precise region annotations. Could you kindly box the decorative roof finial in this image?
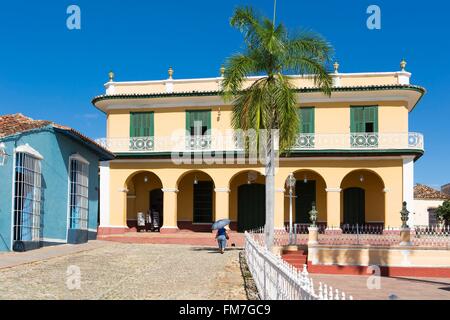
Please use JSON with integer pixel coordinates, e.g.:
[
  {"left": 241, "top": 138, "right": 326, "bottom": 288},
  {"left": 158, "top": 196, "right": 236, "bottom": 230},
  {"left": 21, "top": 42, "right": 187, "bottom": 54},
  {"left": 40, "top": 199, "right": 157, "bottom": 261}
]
[
  {"left": 108, "top": 70, "right": 115, "bottom": 82},
  {"left": 168, "top": 66, "right": 174, "bottom": 79},
  {"left": 333, "top": 61, "right": 340, "bottom": 74},
  {"left": 400, "top": 59, "right": 407, "bottom": 72},
  {"left": 220, "top": 65, "right": 226, "bottom": 77}
]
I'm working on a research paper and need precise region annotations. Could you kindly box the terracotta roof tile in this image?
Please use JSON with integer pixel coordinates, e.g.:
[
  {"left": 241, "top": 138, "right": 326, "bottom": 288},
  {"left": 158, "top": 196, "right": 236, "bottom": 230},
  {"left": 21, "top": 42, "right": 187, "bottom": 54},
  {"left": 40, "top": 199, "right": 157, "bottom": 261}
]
[
  {"left": 414, "top": 184, "right": 450, "bottom": 200},
  {"left": 0, "top": 113, "right": 114, "bottom": 159},
  {"left": 0, "top": 113, "right": 52, "bottom": 138}
]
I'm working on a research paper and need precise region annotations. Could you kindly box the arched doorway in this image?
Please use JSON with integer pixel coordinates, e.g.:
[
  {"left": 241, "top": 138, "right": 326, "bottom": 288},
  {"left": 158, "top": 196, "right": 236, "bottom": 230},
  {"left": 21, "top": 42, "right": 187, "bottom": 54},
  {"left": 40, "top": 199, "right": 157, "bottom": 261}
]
[
  {"left": 229, "top": 170, "right": 266, "bottom": 232},
  {"left": 150, "top": 189, "right": 164, "bottom": 228},
  {"left": 340, "top": 169, "right": 385, "bottom": 226},
  {"left": 238, "top": 184, "right": 266, "bottom": 232},
  {"left": 284, "top": 170, "right": 327, "bottom": 225},
  {"left": 343, "top": 188, "right": 365, "bottom": 224},
  {"left": 125, "top": 171, "right": 163, "bottom": 231},
  {"left": 177, "top": 170, "right": 215, "bottom": 231}
]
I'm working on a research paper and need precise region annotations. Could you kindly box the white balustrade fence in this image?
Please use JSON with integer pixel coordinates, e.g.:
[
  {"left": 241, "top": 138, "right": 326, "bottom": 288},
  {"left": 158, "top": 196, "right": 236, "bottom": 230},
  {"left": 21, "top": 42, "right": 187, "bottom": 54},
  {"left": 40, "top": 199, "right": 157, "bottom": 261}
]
[
  {"left": 244, "top": 231, "right": 353, "bottom": 300},
  {"left": 412, "top": 225, "right": 450, "bottom": 248}
]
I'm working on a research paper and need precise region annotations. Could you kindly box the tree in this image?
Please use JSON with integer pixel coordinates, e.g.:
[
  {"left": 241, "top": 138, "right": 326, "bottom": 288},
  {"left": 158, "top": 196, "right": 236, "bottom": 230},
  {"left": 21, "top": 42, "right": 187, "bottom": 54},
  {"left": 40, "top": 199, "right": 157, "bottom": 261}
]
[
  {"left": 436, "top": 200, "right": 450, "bottom": 225},
  {"left": 222, "top": 6, "right": 333, "bottom": 250}
]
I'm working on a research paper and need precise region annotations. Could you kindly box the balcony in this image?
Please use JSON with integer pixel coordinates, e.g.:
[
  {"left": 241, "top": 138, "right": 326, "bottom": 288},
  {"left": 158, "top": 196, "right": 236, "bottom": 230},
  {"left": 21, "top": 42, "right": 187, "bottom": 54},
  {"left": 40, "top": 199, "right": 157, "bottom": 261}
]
[{"left": 96, "top": 132, "right": 424, "bottom": 154}]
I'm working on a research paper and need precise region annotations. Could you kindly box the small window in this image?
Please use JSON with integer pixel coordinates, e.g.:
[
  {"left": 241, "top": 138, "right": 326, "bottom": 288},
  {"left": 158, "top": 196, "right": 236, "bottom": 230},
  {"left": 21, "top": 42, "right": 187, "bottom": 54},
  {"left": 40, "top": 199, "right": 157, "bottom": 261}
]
[
  {"left": 13, "top": 151, "right": 42, "bottom": 243},
  {"left": 69, "top": 157, "right": 89, "bottom": 230},
  {"left": 186, "top": 110, "right": 211, "bottom": 136},
  {"left": 365, "top": 122, "right": 374, "bottom": 133}
]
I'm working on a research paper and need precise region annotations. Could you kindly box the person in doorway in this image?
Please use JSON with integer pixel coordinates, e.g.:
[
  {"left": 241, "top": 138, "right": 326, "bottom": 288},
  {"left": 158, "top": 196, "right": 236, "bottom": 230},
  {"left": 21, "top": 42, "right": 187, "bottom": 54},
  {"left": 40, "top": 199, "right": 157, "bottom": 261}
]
[{"left": 215, "top": 227, "right": 229, "bottom": 254}]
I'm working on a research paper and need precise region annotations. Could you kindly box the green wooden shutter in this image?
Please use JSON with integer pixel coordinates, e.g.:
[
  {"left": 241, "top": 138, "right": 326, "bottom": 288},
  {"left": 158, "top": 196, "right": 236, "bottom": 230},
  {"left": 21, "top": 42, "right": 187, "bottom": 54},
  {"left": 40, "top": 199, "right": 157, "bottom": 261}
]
[
  {"left": 350, "top": 107, "right": 365, "bottom": 133},
  {"left": 149, "top": 112, "right": 154, "bottom": 137},
  {"left": 205, "top": 111, "right": 211, "bottom": 134},
  {"left": 185, "top": 111, "right": 191, "bottom": 134},
  {"left": 298, "top": 108, "right": 315, "bottom": 134},
  {"left": 130, "top": 112, "right": 154, "bottom": 137},
  {"left": 186, "top": 110, "right": 211, "bottom": 135},
  {"left": 351, "top": 106, "right": 378, "bottom": 133},
  {"left": 364, "top": 106, "right": 378, "bottom": 132}
]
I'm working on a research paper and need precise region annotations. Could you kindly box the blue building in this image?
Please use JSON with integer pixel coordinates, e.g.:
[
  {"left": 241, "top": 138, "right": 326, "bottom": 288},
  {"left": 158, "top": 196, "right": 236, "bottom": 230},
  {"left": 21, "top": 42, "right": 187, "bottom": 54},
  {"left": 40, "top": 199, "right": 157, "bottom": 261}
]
[{"left": 0, "top": 114, "right": 114, "bottom": 252}]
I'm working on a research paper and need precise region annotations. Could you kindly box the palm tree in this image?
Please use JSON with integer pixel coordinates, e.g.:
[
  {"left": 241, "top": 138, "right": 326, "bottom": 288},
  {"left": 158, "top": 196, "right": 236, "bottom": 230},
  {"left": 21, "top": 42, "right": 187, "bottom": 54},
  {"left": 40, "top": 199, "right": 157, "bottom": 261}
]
[{"left": 222, "top": 6, "right": 334, "bottom": 250}]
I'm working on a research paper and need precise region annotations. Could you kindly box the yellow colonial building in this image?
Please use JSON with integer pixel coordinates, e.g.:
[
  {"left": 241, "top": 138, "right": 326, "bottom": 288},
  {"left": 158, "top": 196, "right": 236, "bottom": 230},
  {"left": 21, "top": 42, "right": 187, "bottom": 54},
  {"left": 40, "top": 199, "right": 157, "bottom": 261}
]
[{"left": 93, "top": 61, "right": 425, "bottom": 235}]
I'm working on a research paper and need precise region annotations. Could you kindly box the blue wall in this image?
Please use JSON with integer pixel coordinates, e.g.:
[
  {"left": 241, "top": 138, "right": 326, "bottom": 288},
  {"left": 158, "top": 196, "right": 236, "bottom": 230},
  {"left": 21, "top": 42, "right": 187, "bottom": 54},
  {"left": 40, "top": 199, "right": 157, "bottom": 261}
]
[{"left": 0, "top": 126, "right": 101, "bottom": 251}]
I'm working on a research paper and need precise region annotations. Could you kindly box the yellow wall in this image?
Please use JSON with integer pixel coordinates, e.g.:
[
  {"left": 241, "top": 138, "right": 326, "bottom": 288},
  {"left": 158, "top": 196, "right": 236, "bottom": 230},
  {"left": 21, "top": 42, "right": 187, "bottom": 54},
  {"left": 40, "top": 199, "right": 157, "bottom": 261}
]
[
  {"left": 106, "top": 102, "right": 409, "bottom": 139},
  {"left": 177, "top": 171, "right": 215, "bottom": 221},
  {"left": 340, "top": 170, "right": 385, "bottom": 223},
  {"left": 229, "top": 171, "right": 266, "bottom": 221},
  {"left": 283, "top": 170, "right": 328, "bottom": 223},
  {"left": 126, "top": 172, "right": 163, "bottom": 220},
  {"left": 107, "top": 159, "right": 404, "bottom": 229},
  {"left": 108, "top": 111, "right": 130, "bottom": 138}
]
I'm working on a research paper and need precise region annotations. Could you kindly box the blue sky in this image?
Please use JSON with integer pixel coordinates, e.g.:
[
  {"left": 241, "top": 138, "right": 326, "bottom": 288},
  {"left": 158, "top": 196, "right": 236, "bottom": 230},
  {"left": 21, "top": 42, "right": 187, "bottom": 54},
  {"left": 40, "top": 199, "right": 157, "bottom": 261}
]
[{"left": 0, "top": 0, "right": 448, "bottom": 187}]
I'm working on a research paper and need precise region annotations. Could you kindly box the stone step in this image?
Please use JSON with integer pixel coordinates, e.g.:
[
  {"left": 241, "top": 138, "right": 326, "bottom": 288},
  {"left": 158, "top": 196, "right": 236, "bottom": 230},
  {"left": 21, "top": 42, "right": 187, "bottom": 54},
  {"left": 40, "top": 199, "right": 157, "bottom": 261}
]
[
  {"left": 282, "top": 250, "right": 307, "bottom": 256},
  {"left": 283, "top": 258, "right": 307, "bottom": 264}
]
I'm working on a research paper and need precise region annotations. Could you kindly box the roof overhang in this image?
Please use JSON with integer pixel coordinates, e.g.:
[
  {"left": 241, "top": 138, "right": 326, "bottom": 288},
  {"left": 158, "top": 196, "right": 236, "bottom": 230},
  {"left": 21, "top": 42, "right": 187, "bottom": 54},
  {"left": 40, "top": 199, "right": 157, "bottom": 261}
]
[{"left": 93, "top": 85, "right": 425, "bottom": 114}]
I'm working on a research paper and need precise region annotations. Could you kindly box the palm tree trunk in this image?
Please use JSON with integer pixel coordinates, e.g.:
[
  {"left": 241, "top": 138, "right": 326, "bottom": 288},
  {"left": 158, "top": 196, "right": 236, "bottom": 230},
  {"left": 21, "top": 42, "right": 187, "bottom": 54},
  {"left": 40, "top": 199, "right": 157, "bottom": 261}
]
[{"left": 264, "top": 130, "right": 275, "bottom": 251}]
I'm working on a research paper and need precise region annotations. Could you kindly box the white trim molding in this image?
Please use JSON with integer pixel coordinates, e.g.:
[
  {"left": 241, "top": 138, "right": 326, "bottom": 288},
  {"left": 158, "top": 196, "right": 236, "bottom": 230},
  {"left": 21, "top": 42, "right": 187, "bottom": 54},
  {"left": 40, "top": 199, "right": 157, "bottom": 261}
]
[
  {"left": 15, "top": 144, "right": 43, "bottom": 160},
  {"left": 99, "top": 225, "right": 128, "bottom": 229},
  {"left": 95, "top": 89, "right": 422, "bottom": 113},
  {"left": 69, "top": 153, "right": 90, "bottom": 165},
  {"left": 275, "top": 188, "right": 285, "bottom": 193},
  {"left": 43, "top": 238, "right": 67, "bottom": 244},
  {"left": 326, "top": 188, "right": 342, "bottom": 193},
  {"left": 215, "top": 187, "right": 231, "bottom": 193}
]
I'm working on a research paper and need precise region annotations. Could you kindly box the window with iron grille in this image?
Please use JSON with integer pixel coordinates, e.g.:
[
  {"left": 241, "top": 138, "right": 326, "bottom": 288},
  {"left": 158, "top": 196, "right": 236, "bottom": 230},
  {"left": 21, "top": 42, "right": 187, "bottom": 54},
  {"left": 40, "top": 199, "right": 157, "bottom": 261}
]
[
  {"left": 69, "top": 157, "right": 89, "bottom": 230},
  {"left": 13, "top": 152, "right": 42, "bottom": 242}
]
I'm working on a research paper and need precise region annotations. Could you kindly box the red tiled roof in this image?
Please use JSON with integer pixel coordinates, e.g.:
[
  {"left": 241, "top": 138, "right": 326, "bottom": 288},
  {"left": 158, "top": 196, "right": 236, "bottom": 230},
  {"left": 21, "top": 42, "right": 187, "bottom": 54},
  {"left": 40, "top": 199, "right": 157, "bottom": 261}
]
[
  {"left": 0, "top": 113, "right": 52, "bottom": 138},
  {"left": 0, "top": 113, "right": 114, "bottom": 159},
  {"left": 414, "top": 184, "right": 450, "bottom": 200}
]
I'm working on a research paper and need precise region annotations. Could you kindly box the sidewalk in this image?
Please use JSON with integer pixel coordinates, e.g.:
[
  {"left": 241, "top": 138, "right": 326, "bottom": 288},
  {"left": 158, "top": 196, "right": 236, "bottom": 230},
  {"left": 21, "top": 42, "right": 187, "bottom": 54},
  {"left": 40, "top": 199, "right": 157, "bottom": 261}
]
[
  {"left": 310, "top": 273, "right": 450, "bottom": 300},
  {"left": 0, "top": 241, "right": 108, "bottom": 270}
]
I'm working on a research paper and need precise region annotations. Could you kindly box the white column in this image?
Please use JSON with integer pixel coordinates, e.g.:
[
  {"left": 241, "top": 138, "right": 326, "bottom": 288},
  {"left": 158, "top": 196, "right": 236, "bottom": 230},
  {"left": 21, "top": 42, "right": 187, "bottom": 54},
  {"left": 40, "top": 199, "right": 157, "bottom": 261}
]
[
  {"left": 403, "top": 156, "right": 415, "bottom": 227},
  {"left": 99, "top": 161, "right": 110, "bottom": 227}
]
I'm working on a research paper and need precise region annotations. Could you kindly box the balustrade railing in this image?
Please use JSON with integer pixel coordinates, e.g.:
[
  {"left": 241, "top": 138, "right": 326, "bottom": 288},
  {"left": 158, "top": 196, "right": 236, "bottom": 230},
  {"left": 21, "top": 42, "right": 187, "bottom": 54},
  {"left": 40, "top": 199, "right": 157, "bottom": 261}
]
[
  {"left": 412, "top": 225, "right": 450, "bottom": 248},
  {"left": 251, "top": 224, "right": 450, "bottom": 248},
  {"left": 97, "top": 132, "right": 424, "bottom": 153},
  {"left": 244, "top": 231, "right": 353, "bottom": 300}
]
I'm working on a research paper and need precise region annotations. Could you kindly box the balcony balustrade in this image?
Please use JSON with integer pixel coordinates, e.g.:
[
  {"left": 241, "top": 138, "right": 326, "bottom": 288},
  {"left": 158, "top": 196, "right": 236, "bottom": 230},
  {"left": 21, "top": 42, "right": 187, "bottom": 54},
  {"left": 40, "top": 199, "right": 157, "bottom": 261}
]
[{"left": 96, "top": 132, "right": 424, "bottom": 154}]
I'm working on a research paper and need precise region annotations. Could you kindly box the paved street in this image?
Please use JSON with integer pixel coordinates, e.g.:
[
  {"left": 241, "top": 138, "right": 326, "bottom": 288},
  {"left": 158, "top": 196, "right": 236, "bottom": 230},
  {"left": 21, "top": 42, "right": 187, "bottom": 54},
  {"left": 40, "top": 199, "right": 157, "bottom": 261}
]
[
  {"left": 0, "top": 242, "right": 246, "bottom": 300},
  {"left": 2, "top": 240, "right": 450, "bottom": 300}
]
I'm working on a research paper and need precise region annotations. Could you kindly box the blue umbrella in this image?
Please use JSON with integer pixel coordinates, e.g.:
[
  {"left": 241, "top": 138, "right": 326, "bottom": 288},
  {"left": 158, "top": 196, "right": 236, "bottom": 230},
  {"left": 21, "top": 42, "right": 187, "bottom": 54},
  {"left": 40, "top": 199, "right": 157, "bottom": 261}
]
[{"left": 212, "top": 219, "right": 231, "bottom": 230}]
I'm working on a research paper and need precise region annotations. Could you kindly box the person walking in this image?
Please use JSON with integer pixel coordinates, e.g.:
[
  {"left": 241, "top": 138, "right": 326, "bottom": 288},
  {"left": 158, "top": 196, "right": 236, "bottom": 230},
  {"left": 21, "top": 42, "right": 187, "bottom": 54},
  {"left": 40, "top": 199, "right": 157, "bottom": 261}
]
[{"left": 215, "top": 227, "right": 229, "bottom": 254}]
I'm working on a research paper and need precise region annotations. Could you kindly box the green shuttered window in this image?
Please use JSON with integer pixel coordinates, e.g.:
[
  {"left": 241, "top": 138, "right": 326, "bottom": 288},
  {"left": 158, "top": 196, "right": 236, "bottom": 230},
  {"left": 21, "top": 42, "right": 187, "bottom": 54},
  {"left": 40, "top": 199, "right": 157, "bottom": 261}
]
[
  {"left": 350, "top": 106, "right": 378, "bottom": 133},
  {"left": 186, "top": 110, "right": 211, "bottom": 136},
  {"left": 130, "top": 112, "right": 154, "bottom": 137},
  {"left": 297, "top": 107, "right": 315, "bottom": 134}
]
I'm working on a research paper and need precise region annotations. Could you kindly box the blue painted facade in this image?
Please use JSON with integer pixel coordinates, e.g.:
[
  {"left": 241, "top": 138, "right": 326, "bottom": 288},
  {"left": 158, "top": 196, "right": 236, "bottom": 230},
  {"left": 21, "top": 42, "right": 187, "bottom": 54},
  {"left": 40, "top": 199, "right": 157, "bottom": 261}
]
[{"left": 0, "top": 125, "right": 113, "bottom": 252}]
